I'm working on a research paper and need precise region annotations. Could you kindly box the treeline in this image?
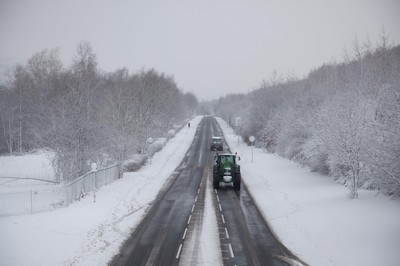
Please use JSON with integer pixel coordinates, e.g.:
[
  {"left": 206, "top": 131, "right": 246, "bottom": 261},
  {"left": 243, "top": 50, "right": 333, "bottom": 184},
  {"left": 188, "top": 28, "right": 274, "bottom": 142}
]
[
  {"left": 0, "top": 42, "right": 198, "bottom": 181},
  {"left": 215, "top": 36, "right": 400, "bottom": 198}
]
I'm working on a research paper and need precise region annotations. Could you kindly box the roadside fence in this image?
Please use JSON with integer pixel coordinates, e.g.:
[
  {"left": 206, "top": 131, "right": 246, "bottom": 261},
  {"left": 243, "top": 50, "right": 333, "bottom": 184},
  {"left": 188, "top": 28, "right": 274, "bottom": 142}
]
[
  {"left": 0, "top": 164, "right": 120, "bottom": 217},
  {"left": 0, "top": 187, "right": 64, "bottom": 216},
  {"left": 64, "top": 164, "right": 120, "bottom": 205}
]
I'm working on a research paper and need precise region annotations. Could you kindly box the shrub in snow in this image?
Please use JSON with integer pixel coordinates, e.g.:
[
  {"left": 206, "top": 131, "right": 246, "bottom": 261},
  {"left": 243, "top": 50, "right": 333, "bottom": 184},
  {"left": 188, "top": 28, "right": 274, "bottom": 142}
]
[
  {"left": 167, "top": 130, "right": 176, "bottom": 139},
  {"left": 123, "top": 156, "right": 147, "bottom": 172},
  {"left": 149, "top": 139, "right": 166, "bottom": 156}
]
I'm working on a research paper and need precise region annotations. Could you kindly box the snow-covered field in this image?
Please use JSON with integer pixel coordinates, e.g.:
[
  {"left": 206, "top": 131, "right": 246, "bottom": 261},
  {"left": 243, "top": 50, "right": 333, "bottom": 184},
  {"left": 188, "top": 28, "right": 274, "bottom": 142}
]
[
  {"left": 0, "top": 150, "right": 55, "bottom": 193},
  {"left": 0, "top": 116, "right": 399, "bottom": 266}
]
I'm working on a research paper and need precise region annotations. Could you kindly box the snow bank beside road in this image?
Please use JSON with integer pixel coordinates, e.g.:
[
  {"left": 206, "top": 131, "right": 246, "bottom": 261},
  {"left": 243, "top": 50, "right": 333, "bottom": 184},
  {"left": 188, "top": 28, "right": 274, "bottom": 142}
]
[{"left": 217, "top": 117, "right": 400, "bottom": 266}]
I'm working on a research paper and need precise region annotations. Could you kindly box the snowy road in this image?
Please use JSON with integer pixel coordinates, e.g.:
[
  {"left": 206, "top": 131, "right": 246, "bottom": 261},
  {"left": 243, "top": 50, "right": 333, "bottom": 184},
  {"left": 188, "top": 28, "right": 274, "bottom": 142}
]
[{"left": 111, "top": 117, "right": 297, "bottom": 266}]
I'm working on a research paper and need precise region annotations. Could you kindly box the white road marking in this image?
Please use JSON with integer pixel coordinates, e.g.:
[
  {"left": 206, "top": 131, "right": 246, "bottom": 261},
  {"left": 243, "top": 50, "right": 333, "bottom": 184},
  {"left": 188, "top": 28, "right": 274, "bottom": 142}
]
[
  {"left": 182, "top": 228, "right": 188, "bottom": 240},
  {"left": 225, "top": 227, "right": 230, "bottom": 239},
  {"left": 219, "top": 204, "right": 222, "bottom": 212},
  {"left": 191, "top": 204, "right": 195, "bottom": 212},
  {"left": 195, "top": 196, "right": 198, "bottom": 202},
  {"left": 228, "top": 244, "right": 235, "bottom": 258},
  {"left": 216, "top": 195, "right": 220, "bottom": 202},
  {"left": 221, "top": 214, "right": 225, "bottom": 224},
  {"left": 187, "top": 215, "right": 192, "bottom": 224},
  {"left": 197, "top": 188, "right": 200, "bottom": 194},
  {"left": 176, "top": 244, "right": 183, "bottom": 259}
]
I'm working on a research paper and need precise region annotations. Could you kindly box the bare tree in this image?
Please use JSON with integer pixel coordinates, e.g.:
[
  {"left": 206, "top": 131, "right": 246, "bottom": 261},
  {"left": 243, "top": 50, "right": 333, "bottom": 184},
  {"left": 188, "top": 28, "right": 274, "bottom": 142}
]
[
  {"left": 0, "top": 41, "right": 197, "bottom": 183},
  {"left": 0, "top": 88, "right": 18, "bottom": 155}
]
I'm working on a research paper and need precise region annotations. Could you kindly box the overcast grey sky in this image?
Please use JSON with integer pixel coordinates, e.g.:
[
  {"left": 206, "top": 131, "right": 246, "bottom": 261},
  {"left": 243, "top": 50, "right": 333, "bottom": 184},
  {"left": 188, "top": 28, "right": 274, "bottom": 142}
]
[{"left": 1, "top": 0, "right": 399, "bottom": 100}]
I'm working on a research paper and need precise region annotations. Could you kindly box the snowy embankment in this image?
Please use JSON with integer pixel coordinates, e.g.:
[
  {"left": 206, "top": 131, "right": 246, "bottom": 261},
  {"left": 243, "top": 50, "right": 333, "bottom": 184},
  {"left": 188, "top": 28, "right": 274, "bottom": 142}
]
[
  {"left": 0, "top": 116, "right": 202, "bottom": 266},
  {"left": 216, "top": 117, "right": 400, "bottom": 266}
]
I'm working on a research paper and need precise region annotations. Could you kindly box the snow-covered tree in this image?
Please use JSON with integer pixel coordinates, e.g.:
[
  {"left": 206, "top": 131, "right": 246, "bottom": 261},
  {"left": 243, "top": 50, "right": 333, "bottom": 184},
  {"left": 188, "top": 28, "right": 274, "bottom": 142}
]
[{"left": 214, "top": 37, "right": 400, "bottom": 198}]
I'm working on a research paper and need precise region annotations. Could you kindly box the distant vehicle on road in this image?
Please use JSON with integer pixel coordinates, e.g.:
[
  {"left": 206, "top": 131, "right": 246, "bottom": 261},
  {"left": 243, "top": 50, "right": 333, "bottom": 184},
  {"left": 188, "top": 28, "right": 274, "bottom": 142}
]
[
  {"left": 210, "top": 137, "right": 223, "bottom": 151},
  {"left": 213, "top": 153, "right": 241, "bottom": 190}
]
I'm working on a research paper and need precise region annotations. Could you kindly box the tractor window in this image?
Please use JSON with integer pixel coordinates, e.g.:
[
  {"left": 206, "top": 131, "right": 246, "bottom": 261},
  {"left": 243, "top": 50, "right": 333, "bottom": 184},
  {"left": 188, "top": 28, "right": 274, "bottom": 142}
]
[
  {"left": 220, "top": 156, "right": 226, "bottom": 165},
  {"left": 221, "top": 155, "right": 234, "bottom": 165}
]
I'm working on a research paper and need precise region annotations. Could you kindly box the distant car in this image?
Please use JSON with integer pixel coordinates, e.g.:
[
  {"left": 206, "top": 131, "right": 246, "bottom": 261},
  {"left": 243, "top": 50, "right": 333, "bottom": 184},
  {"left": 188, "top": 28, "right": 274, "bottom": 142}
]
[{"left": 210, "top": 137, "right": 223, "bottom": 151}]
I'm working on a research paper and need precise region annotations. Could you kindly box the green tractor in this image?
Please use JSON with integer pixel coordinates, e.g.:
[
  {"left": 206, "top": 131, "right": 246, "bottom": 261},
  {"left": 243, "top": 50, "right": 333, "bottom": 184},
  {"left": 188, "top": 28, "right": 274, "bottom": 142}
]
[{"left": 213, "top": 153, "right": 241, "bottom": 190}]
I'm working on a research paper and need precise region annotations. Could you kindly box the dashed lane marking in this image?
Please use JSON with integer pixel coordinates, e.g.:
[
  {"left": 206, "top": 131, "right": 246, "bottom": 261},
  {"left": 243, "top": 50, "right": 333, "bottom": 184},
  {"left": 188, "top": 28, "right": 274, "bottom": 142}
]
[
  {"left": 228, "top": 244, "right": 235, "bottom": 258},
  {"left": 176, "top": 244, "right": 183, "bottom": 259},
  {"left": 182, "top": 228, "right": 188, "bottom": 240},
  {"left": 225, "top": 227, "right": 230, "bottom": 239}
]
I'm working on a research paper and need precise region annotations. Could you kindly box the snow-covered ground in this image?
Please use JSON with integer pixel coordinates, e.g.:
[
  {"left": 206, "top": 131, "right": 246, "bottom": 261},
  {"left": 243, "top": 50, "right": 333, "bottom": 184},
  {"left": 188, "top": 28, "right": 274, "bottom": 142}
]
[
  {"left": 0, "top": 150, "right": 55, "bottom": 193},
  {"left": 216, "top": 117, "right": 400, "bottom": 266},
  {"left": 1, "top": 116, "right": 399, "bottom": 266}
]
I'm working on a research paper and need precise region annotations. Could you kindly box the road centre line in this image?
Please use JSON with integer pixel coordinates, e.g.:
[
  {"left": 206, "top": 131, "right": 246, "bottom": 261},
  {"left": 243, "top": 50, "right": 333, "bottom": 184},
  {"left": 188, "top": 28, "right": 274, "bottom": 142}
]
[
  {"left": 219, "top": 204, "right": 222, "bottom": 212},
  {"left": 216, "top": 195, "right": 220, "bottom": 202},
  {"left": 195, "top": 196, "right": 198, "bottom": 202},
  {"left": 221, "top": 214, "right": 225, "bottom": 224},
  {"left": 182, "top": 227, "right": 187, "bottom": 240},
  {"left": 182, "top": 228, "right": 188, "bottom": 240},
  {"left": 225, "top": 227, "right": 230, "bottom": 239},
  {"left": 187, "top": 215, "right": 192, "bottom": 225},
  {"left": 176, "top": 244, "right": 183, "bottom": 259},
  {"left": 197, "top": 188, "right": 200, "bottom": 194},
  {"left": 191, "top": 204, "right": 195, "bottom": 212},
  {"left": 228, "top": 244, "right": 235, "bottom": 258}
]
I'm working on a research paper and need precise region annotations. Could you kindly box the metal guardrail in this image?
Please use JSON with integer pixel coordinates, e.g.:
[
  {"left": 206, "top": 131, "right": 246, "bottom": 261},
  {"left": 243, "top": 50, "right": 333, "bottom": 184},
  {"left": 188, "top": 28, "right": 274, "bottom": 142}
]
[{"left": 0, "top": 164, "right": 120, "bottom": 217}]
